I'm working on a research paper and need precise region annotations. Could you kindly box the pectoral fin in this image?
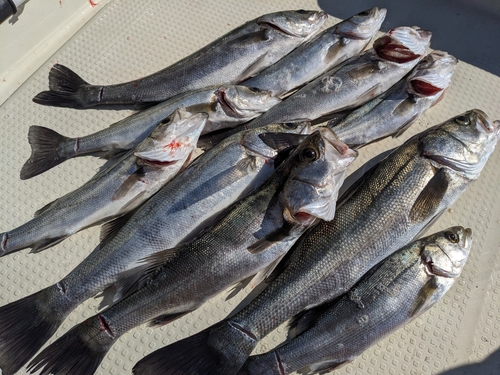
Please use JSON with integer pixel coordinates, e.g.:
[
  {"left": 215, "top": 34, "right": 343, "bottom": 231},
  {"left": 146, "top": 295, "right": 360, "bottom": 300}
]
[
  {"left": 392, "top": 113, "right": 419, "bottom": 138},
  {"left": 112, "top": 167, "right": 146, "bottom": 201},
  {"left": 409, "top": 169, "right": 448, "bottom": 223},
  {"left": 29, "top": 236, "right": 68, "bottom": 253},
  {"left": 258, "top": 133, "right": 307, "bottom": 152},
  {"left": 247, "top": 222, "right": 294, "bottom": 254},
  {"left": 147, "top": 310, "right": 192, "bottom": 328},
  {"left": 238, "top": 52, "right": 272, "bottom": 81},
  {"left": 408, "top": 277, "right": 439, "bottom": 318}
]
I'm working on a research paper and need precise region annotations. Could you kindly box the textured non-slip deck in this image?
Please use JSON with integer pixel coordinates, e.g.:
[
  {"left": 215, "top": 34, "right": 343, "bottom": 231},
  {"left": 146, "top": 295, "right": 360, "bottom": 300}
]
[{"left": 0, "top": 1, "right": 499, "bottom": 374}]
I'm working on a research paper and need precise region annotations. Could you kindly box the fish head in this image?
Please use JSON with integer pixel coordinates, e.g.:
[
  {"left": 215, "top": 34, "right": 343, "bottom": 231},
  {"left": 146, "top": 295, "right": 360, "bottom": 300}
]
[
  {"left": 336, "top": 7, "right": 387, "bottom": 40},
  {"left": 374, "top": 26, "right": 431, "bottom": 63},
  {"left": 420, "top": 110, "right": 500, "bottom": 179},
  {"left": 215, "top": 86, "right": 281, "bottom": 118},
  {"left": 134, "top": 106, "right": 208, "bottom": 164},
  {"left": 407, "top": 50, "right": 458, "bottom": 97},
  {"left": 258, "top": 10, "right": 327, "bottom": 38},
  {"left": 280, "top": 127, "right": 357, "bottom": 224},
  {"left": 420, "top": 226, "right": 472, "bottom": 279},
  {"left": 241, "top": 121, "right": 311, "bottom": 160}
]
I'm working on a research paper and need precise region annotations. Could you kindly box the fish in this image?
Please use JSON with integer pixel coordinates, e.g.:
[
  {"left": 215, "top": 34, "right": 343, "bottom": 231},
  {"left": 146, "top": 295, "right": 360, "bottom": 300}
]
[
  {"left": 242, "top": 7, "right": 387, "bottom": 97},
  {"left": 26, "top": 128, "right": 357, "bottom": 375},
  {"left": 243, "top": 26, "right": 432, "bottom": 129},
  {"left": 0, "top": 121, "right": 311, "bottom": 375},
  {"left": 21, "top": 85, "right": 281, "bottom": 179},
  {"left": 132, "top": 109, "right": 499, "bottom": 375},
  {"left": 237, "top": 226, "right": 472, "bottom": 375},
  {"left": 330, "top": 50, "right": 458, "bottom": 148},
  {"left": 32, "top": 10, "right": 327, "bottom": 109},
  {"left": 0, "top": 107, "right": 207, "bottom": 257}
]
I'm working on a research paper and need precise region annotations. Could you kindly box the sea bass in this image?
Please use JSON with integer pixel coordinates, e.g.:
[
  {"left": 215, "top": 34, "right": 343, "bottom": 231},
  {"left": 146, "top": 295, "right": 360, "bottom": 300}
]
[
  {"left": 27, "top": 129, "right": 357, "bottom": 375},
  {"left": 0, "top": 121, "right": 310, "bottom": 375},
  {"left": 244, "top": 27, "right": 431, "bottom": 129},
  {"left": 331, "top": 50, "right": 458, "bottom": 148},
  {"left": 243, "top": 7, "right": 386, "bottom": 97},
  {"left": 237, "top": 227, "right": 471, "bottom": 375},
  {"left": 0, "top": 107, "right": 207, "bottom": 257},
  {"left": 133, "top": 109, "right": 499, "bottom": 375},
  {"left": 32, "top": 10, "right": 327, "bottom": 109},
  {"left": 22, "top": 85, "right": 281, "bottom": 179}
]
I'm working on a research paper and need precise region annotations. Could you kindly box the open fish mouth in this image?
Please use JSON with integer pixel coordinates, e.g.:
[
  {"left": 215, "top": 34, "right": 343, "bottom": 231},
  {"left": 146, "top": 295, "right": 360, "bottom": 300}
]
[
  {"left": 374, "top": 28, "right": 430, "bottom": 63},
  {"left": 474, "top": 109, "right": 500, "bottom": 135}
]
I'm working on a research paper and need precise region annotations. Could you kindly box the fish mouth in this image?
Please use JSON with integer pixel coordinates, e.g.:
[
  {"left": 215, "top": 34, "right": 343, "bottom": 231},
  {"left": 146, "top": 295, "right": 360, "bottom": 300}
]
[
  {"left": 474, "top": 109, "right": 499, "bottom": 135},
  {"left": 292, "top": 211, "right": 318, "bottom": 226},
  {"left": 374, "top": 27, "right": 430, "bottom": 63}
]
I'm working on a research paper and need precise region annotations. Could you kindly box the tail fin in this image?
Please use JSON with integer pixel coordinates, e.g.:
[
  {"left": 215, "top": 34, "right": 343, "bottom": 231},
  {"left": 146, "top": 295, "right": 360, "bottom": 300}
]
[
  {"left": 0, "top": 289, "right": 63, "bottom": 375},
  {"left": 32, "top": 64, "right": 94, "bottom": 108},
  {"left": 133, "top": 322, "right": 256, "bottom": 375},
  {"left": 20, "top": 125, "right": 71, "bottom": 179},
  {"left": 27, "top": 314, "right": 114, "bottom": 375}
]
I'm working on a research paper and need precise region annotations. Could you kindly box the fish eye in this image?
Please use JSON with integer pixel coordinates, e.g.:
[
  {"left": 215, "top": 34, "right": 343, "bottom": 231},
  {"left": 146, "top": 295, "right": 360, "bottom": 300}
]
[
  {"left": 300, "top": 147, "right": 318, "bottom": 162},
  {"left": 455, "top": 115, "right": 470, "bottom": 126},
  {"left": 283, "top": 122, "right": 299, "bottom": 129},
  {"left": 445, "top": 231, "right": 459, "bottom": 243},
  {"left": 248, "top": 87, "right": 262, "bottom": 93},
  {"left": 358, "top": 10, "right": 370, "bottom": 16}
]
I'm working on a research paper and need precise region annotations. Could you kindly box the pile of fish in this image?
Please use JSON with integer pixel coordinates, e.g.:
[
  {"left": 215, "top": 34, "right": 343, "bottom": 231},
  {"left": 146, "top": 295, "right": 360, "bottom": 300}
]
[{"left": 0, "top": 6, "right": 498, "bottom": 375}]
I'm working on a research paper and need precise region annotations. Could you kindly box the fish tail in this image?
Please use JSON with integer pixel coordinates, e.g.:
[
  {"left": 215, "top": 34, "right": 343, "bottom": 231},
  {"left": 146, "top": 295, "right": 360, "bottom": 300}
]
[
  {"left": 133, "top": 322, "right": 256, "bottom": 375},
  {"left": 32, "top": 64, "right": 99, "bottom": 109},
  {"left": 27, "top": 314, "right": 115, "bottom": 375},
  {"left": 0, "top": 287, "right": 65, "bottom": 375},
  {"left": 20, "top": 125, "right": 71, "bottom": 179}
]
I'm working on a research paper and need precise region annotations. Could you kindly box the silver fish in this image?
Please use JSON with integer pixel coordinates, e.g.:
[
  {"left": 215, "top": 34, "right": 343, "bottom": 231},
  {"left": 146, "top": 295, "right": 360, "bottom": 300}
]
[
  {"left": 330, "top": 50, "right": 458, "bottom": 148},
  {"left": 133, "top": 110, "right": 499, "bottom": 375},
  {"left": 238, "top": 226, "right": 472, "bottom": 375},
  {"left": 32, "top": 10, "right": 327, "bottom": 109},
  {"left": 21, "top": 85, "right": 281, "bottom": 179},
  {"left": 243, "top": 7, "right": 386, "bottom": 97},
  {"left": 244, "top": 27, "right": 432, "bottom": 129},
  {"left": 0, "top": 121, "right": 310, "bottom": 375},
  {"left": 0, "top": 107, "right": 207, "bottom": 257},
  {"left": 26, "top": 129, "right": 357, "bottom": 375}
]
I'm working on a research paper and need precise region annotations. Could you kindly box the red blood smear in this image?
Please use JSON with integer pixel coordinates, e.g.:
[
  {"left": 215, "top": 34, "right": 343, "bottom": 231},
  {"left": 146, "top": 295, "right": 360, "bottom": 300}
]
[{"left": 410, "top": 79, "right": 443, "bottom": 96}]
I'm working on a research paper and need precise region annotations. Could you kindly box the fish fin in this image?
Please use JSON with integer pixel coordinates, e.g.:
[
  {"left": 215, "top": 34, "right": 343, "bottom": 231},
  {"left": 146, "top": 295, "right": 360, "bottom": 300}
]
[
  {"left": 112, "top": 166, "right": 146, "bottom": 200},
  {"left": 408, "top": 277, "right": 439, "bottom": 318},
  {"left": 392, "top": 113, "right": 419, "bottom": 138},
  {"left": 409, "top": 169, "right": 448, "bottom": 223},
  {"left": 324, "top": 41, "right": 345, "bottom": 64},
  {"left": 113, "top": 246, "right": 183, "bottom": 302},
  {"left": 409, "top": 209, "right": 446, "bottom": 244},
  {"left": 347, "top": 60, "right": 382, "bottom": 80},
  {"left": 303, "top": 359, "right": 350, "bottom": 375},
  {"left": 258, "top": 132, "right": 307, "bottom": 152},
  {"left": 263, "top": 233, "right": 304, "bottom": 284},
  {"left": 225, "top": 275, "right": 254, "bottom": 300},
  {"left": 238, "top": 52, "right": 272, "bottom": 81},
  {"left": 32, "top": 64, "right": 92, "bottom": 109},
  {"left": 20, "top": 126, "right": 71, "bottom": 179},
  {"left": 99, "top": 209, "right": 137, "bottom": 248},
  {"left": 29, "top": 235, "right": 68, "bottom": 253},
  {"left": 352, "top": 83, "right": 382, "bottom": 106},
  {"left": 27, "top": 316, "right": 113, "bottom": 375},
  {"left": 197, "top": 126, "right": 241, "bottom": 151},
  {"left": 132, "top": 329, "right": 224, "bottom": 375},
  {"left": 247, "top": 222, "right": 294, "bottom": 254},
  {"left": 34, "top": 198, "right": 59, "bottom": 217},
  {"left": 249, "top": 252, "right": 287, "bottom": 289},
  {"left": 0, "top": 288, "right": 63, "bottom": 375},
  {"left": 148, "top": 310, "right": 192, "bottom": 328}
]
